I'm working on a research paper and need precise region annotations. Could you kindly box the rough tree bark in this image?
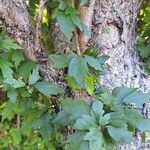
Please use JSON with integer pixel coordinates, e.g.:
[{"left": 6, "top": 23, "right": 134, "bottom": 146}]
[
  {"left": 93, "top": 0, "right": 150, "bottom": 149},
  {"left": 1, "top": 0, "right": 150, "bottom": 149},
  {"left": 0, "top": 0, "right": 63, "bottom": 85}
]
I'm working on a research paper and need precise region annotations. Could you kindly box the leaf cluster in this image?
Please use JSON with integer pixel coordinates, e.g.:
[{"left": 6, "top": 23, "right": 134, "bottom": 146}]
[
  {"left": 49, "top": 48, "right": 109, "bottom": 95},
  {"left": 55, "top": 87, "right": 150, "bottom": 150}
]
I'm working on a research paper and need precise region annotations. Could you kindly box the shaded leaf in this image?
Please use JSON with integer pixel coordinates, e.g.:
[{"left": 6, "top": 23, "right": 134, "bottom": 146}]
[
  {"left": 35, "top": 82, "right": 64, "bottom": 97},
  {"left": 12, "top": 50, "right": 25, "bottom": 68},
  {"left": 18, "top": 61, "right": 37, "bottom": 79},
  {"left": 107, "top": 126, "right": 133, "bottom": 143},
  {"left": 7, "top": 87, "right": 18, "bottom": 102},
  {"left": 10, "top": 128, "right": 22, "bottom": 145},
  {"left": 49, "top": 54, "right": 73, "bottom": 69},
  {"left": 67, "top": 131, "right": 89, "bottom": 150},
  {"left": 68, "top": 56, "right": 88, "bottom": 87},
  {"left": 29, "top": 66, "right": 40, "bottom": 85},
  {"left": 57, "top": 13, "right": 75, "bottom": 40},
  {"left": 84, "top": 48, "right": 100, "bottom": 57},
  {"left": 74, "top": 115, "right": 97, "bottom": 130},
  {"left": 92, "top": 101, "right": 104, "bottom": 116},
  {"left": 1, "top": 37, "right": 22, "bottom": 50},
  {"left": 112, "top": 86, "right": 137, "bottom": 103},
  {"left": 136, "top": 119, "right": 150, "bottom": 132},
  {"left": 123, "top": 91, "right": 150, "bottom": 106},
  {"left": 0, "top": 59, "right": 13, "bottom": 79},
  {"left": 66, "top": 75, "right": 81, "bottom": 89},
  {"left": 83, "top": 128, "right": 104, "bottom": 150},
  {"left": 85, "top": 55, "right": 103, "bottom": 71},
  {"left": 61, "top": 99, "right": 90, "bottom": 120}
]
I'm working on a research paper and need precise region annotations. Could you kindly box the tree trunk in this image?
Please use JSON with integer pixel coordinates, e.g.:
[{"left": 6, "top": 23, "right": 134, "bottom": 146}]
[
  {"left": 93, "top": 0, "right": 150, "bottom": 149},
  {"left": 1, "top": 0, "right": 150, "bottom": 149}
]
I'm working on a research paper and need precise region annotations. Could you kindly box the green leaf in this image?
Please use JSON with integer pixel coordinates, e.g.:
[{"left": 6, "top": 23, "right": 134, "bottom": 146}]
[
  {"left": 85, "top": 55, "right": 103, "bottom": 71},
  {"left": 83, "top": 127, "right": 101, "bottom": 141},
  {"left": 22, "top": 109, "right": 44, "bottom": 132},
  {"left": 68, "top": 56, "right": 89, "bottom": 87},
  {"left": 67, "top": 131, "right": 89, "bottom": 150},
  {"left": 136, "top": 119, "right": 150, "bottom": 132},
  {"left": 92, "top": 101, "right": 104, "bottom": 116},
  {"left": 35, "top": 82, "right": 64, "bottom": 97},
  {"left": 54, "top": 110, "right": 70, "bottom": 126},
  {"left": 49, "top": 54, "right": 72, "bottom": 69},
  {"left": 145, "top": 58, "right": 150, "bottom": 72},
  {"left": 65, "top": 7, "right": 83, "bottom": 31},
  {"left": 61, "top": 99, "right": 90, "bottom": 120},
  {"left": 4, "top": 78, "right": 25, "bottom": 89},
  {"left": 1, "top": 102, "right": 14, "bottom": 122},
  {"left": 112, "top": 86, "right": 137, "bottom": 103},
  {"left": 107, "top": 126, "right": 133, "bottom": 143},
  {"left": 123, "top": 91, "right": 150, "bottom": 106},
  {"left": 109, "top": 109, "right": 126, "bottom": 128},
  {"left": 29, "top": 66, "right": 40, "bottom": 85},
  {"left": 1, "top": 37, "right": 22, "bottom": 50},
  {"left": 12, "top": 50, "right": 25, "bottom": 68},
  {"left": 10, "top": 128, "right": 22, "bottom": 145},
  {"left": 103, "top": 134, "right": 115, "bottom": 150},
  {"left": 65, "top": 75, "right": 82, "bottom": 89},
  {"left": 137, "top": 39, "right": 150, "bottom": 58},
  {"left": 58, "top": 1, "right": 67, "bottom": 10},
  {"left": 18, "top": 61, "right": 37, "bottom": 79},
  {"left": 83, "top": 128, "right": 104, "bottom": 150},
  {"left": 65, "top": 7, "right": 78, "bottom": 15},
  {"left": 18, "top": 88, "right": 31, "bottom": 98},
  {"left": 38, "top": 113, "right": 53, "bottom": 144},
  {"left": 99, "top": 92, "right": 115, "bottom": 106},
  {"left": 57, "top": 13, "right": 75, "bottom": 40},
  {"left": 124, "top": 108, "right": 144, "bottom": 129},
  {"left": 84, "top": 48, "right": 100, "bottom": 57},
  {"left": 74, "top": 115, "right": 97, "bottom": 130},
  {"left": 96, "top": 55, "right": 110, "bottom": 65},
  {"left": 101, "top": 113, "right": 111, "bottom": 125},
  {"left": 0, "top": 59, "right": 13, "bottom": 79},
  {"left": 7, "top": 87, "right": 18, "bottom": 102},
  {"left": 84, "top": 75, "right": 96, "bottom": 95},
  {"left": 113, "top": 86, "right": 150, "bottom": 108},
  {"left": 71, "top": 14, "right": 83, "bottom": 31}
]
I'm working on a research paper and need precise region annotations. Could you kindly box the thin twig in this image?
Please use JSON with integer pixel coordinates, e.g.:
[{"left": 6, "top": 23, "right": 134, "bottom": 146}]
[
  {"left": 17, "top": 114, "right": 21, "bottom": 129},
  {"left": 9, "top": 145, "right": 14, "bottom": 150},
  {"left": 16, "top": 114, "right": 21, "bottom": 150},
  {"left": 78, "top": 0, "right": 96, "bottom": 52},
  {"left": 73, "top": 30, "right": 81, "bottom": 55},
  {"left": 35, "top": 0, "right": 47, "bottom": 52}
]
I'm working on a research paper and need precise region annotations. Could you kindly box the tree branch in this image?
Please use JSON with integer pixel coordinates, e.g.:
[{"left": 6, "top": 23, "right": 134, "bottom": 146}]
[
  {"left": 35, "top": 0, "right": 47, "bottom": 52},
  {"left": 79, "top": 0, "right": 96, "bottom": 51}
]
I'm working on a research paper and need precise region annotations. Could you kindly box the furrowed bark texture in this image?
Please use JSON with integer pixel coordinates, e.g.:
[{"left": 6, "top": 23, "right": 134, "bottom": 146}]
[
  {"left": 0, "top": 0, "right": 62, "bottom": 84},
  {"left": 93, "top": 0, "right": 150, "bottom": 149},
  {"left": 1, "top": 0, "right": 150, "bottom": 149}
]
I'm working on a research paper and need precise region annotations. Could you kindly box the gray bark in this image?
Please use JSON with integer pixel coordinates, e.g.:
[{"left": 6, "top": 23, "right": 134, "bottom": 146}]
[
  {"left": 1, "top": 0, "right": 150, "bottom": 149},
  {"left": 93, "top": 0, "right": 150, "bottom": 149}
]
